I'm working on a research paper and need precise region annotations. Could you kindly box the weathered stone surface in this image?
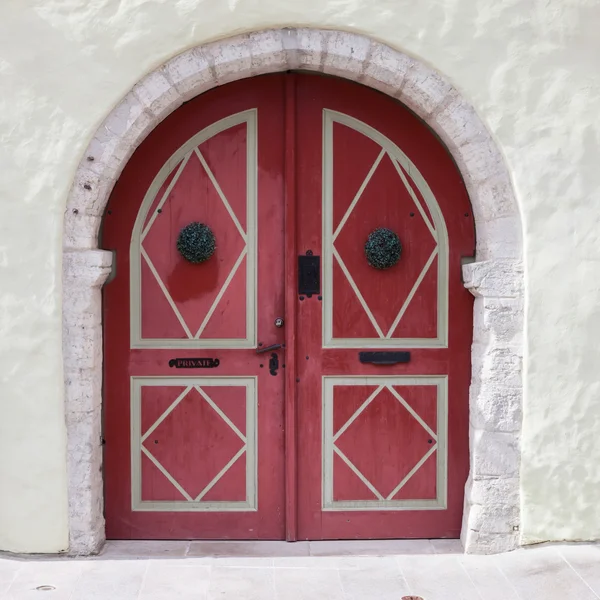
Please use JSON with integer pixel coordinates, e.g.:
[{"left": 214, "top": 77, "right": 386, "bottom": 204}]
[
  {"left": 248, "top": 30, "right": 289, "bottom": 74},
  {"left": 470, "top": 384, "right": 523, "bottom": 433},
  {"left": 471, "top": 343, "right": 523, "bottom": 388},
  {"left": 461, "top": 528, "right": 519, "bottom": 554},
  {"left": 132, "top": 70, "right": 183, "bottom": 120},
  {"left": 463, "top": 259, "right": 524, "bottom": 298},
  {"left": 468, "top": 501, "right": 520, "bottom": 534},
  {"left": 204, "top": 35, "right": 253, "bottom": 85},
  {"left": 163, "top": 49, "right": 215, "bottom": 102},
  {"left": 467, "top": 477, "right": 520, "bottom": 507},
  {"left": 470, "top": 429, "right": 521, "bottom": 478},
  {"left": 400, "top": 62, "right": 454, "bottom": 116},
  {"left": 322, "top": 30, "right": 371, "bottom": 79},
  {"left": 473, "top": 297, "right": 524, "bottom": 345},
  {"left": 63, "top": 249, "right": 112, "bottom": 554},
  {"left": 360, "top": 43, "right": 412, "bottom": 97}
]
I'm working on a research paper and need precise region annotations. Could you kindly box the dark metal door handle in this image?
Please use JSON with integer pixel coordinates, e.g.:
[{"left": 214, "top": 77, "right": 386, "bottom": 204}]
[{"left": 256, "top": 343, "right": 282, "bottom": 354}]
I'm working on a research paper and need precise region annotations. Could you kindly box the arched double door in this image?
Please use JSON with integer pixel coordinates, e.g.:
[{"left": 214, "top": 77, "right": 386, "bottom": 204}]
[{"left": 102, "top": 73, "right": 474, "bottom": 540}]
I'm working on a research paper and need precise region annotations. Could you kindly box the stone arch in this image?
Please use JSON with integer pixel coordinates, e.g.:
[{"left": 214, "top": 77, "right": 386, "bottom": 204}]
[{"left": 63, "top": 28, "right": 523, "bottom": 555}]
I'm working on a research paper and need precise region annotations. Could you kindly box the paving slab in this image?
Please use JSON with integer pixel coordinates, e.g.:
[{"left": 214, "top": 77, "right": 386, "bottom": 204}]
[{"left": 1, "top": 541, "right": 600, "bottom": 600}]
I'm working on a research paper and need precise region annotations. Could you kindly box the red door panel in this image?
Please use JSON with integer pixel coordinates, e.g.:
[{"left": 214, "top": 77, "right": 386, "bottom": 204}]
[
  {"left": 294, "top": 74, "right": 474, "bottom": 539},
  {"left": 103, "top": 76, "right": 286, "bottom": 540},
  {"left": 102, "top": 73, "right": 474, "bottom": 541}
]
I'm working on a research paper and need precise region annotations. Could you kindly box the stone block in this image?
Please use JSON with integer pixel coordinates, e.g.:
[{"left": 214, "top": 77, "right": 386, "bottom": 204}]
[
  {"left": 471, "top": 172, "right": 519, "bottom": 222},
  {"left": 80, "top": 125, "right": 129, "bottom": 181},
  {"left": 468, "top": 501, "right": 520, "bottom": 534},
  {"left": 457, "top": 137, "right": 504, "bottom": 185},
  {"left": 470, "top": 429, "right": 520, "bottom": 478},
  {"left": 204, "top": 35, "right": 253, "bottom": 85},
  {"left": 62, "top": 323, "right": 103, "bottom": 371},
  {"left": 361, "top": 43, "right": 412, "bottom": 97},
  {"left": 471, "top": 343, "right": 522, "bottom": 388},
  {"left": 462, "top": 259, "right": 524, "bottom": 298},
  {"left": 476, "top": 216, "right": 523, "bottom": 260},
  {"left": 480, "top": 297, "right": 524, "bottom": 345},
  {"left": 295, "top": 28, "right": 326, "bottom": 71},
  {"left": 63, "top": 213, "right": 102, "bottom": 250},
  {"left": 322, "top": 30, "right": 371, "bottom": 79},
  {"left": 400, "top": 62, "right": 453, "bottom": 117},
  {"left": 66, "top": 166, "right": 114, "bottom": 217},
  {"left": 462, "top": 528, "right": 519, "bottom": 554},
  {"left": 248, "top": 29, "right": 289, "bottom": 74},
  {"left": 133, "top": 69, "right": 183, "bottom": 120},
  {"left": 63, "top": 249, "right": 113, "bottom": 286},
  {"left": 467, "top": 476, "right": 520, "bottom": 507},
  {"left": 163, "top": 47, "right": 214, "bottom": 102},
  {"left": 64, "top": 368, "right": 103, "bottom": 414},
  {"left": 470, "top": 383, "right": 523, "bottom": 433}
]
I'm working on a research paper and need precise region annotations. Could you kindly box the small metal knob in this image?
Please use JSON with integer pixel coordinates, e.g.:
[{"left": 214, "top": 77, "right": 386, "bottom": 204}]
[{"left": 274, "top": 317, "right": 284, "bottom": 328}]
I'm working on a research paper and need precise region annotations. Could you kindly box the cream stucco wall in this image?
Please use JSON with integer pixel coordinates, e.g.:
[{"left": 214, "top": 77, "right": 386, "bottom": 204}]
[{"left": 1, "top": 0, "right": 599, "bottom": 552}]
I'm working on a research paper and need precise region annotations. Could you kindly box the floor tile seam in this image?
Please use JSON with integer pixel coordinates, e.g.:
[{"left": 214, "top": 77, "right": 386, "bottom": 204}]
[
  {"left": 269, "top": 564, "right": 277, "bottom": 600},
  {"left": 459, "top": 555, "right": 521, "bottom": 600},
  {"left": 66, "top": 562, "right": 90, "bottom": 600},
  {"left": 393, "top": 556, "right": 414, "bottom": 595},
  {"left": 335, "top": 566, "right": 349, "bottom": 600},
  {"left": 558, "top": 549, "right": 600, "bottom": 600},
  {"left": 491, "top": 554, "right": 525, "bottom": 600},
  {"left": 135, "top": 560, "right": 151, "bottom": 600},
  {"left": 2, "top": 565, "right": 23, "bottom": 597},
  {"left": 456, "top": 556, "right": 486, "bottom": 600},
  {"left": 388, "top": 554, "right": 411, "bottom": 596}
]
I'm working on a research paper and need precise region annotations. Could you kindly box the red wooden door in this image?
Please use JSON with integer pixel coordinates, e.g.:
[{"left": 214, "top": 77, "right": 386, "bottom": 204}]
[
  {"left": 103, "top": 76, "right": 287, "bottom": 539},
  {"left": 294, "top": 75, "right": 474, "bottom": 539},
  {"left": 102, "top": 73, "right": 474, "bottom": 541}
]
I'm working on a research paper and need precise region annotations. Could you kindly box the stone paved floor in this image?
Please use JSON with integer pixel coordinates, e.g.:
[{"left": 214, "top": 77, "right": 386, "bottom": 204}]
[{"left": 0, "top": 540, "right": 599, "bottom": 599}]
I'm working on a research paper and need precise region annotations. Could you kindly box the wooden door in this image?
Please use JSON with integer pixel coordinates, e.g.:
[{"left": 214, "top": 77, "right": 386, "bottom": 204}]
[
  {"left": 102, "top": 73, "right": 474, "bottom": 541},
  {"left": 103, "top": 77, "right": 287, "bottom": 539},
  {"left": 294, "top": 75, "right": 475, "bottom": 539}
]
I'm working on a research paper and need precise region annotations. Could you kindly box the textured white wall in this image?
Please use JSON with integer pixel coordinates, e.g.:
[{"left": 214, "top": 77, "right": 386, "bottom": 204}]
[{"left": 0, "top": 0, "right": 599, "bottom": 552}]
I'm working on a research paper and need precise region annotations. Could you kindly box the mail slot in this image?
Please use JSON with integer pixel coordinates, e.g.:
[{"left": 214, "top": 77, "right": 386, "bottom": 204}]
[{"left": 358, "top": 351, "right": 411, "bottom": 365}]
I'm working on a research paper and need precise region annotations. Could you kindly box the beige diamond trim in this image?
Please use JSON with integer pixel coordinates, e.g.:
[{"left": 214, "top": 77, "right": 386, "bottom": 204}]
[
  {"left": 323, "top": 110, "right": 449, "bottom": 348},
  {"left": 140, "top": 386, "right": 246, "bottom": 501},
  {"left": 131, "top": 377, "right": 257, "bottom": 513},
  {"left": 332, "top": 384, "right": 438, "bottom": 501},
  {"left": 322, "top": 376, "right": 448, "bottom": 512}
]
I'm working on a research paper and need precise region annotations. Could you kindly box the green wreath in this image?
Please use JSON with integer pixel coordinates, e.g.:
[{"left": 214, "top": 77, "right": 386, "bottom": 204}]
[
  {"left": 365, "top": 228, "right": 402, "bottom": 269},
  {"left": 176, "top": 222, "right": 216, "bottom": 263}
]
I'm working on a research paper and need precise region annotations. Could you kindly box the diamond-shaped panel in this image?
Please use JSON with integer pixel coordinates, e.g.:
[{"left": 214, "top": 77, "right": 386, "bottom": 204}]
[
  {"left": 334, "top": 387, "right": 433, "bottom": 498},
  {"left": 141, "top": 126, "right": 247, "bottom": 339},
  {"left": 142, "top": 387, "right": 245, "bottom": 500},
  {"left": 332, "top": 141, "right": 437, "bottom": 337}
]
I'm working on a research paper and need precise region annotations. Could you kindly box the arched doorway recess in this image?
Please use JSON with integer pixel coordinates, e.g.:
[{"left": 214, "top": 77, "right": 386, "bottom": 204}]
[{"left": 63, "top": 28, "right": 523, "bottom": 555}]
